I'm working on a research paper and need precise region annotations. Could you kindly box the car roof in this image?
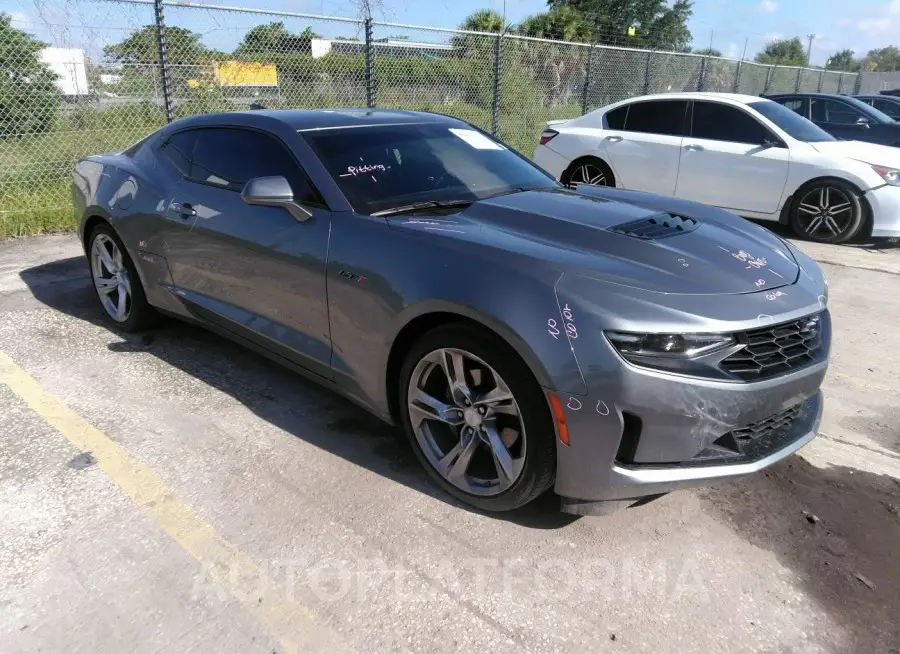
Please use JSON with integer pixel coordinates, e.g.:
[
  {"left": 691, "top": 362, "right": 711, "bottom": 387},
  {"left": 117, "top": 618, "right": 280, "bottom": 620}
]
[
  {"left": 226, "top": 107, "right": 464, "bottom": 131},
  {"left": 613, "top": 92, "right": 769, "bottom": 105},
  {"left": 765, "top": 92, "right": 855, "bottom": 99},
  {"left": 855, "top": 94, "right": 900, "bottom": 100}
]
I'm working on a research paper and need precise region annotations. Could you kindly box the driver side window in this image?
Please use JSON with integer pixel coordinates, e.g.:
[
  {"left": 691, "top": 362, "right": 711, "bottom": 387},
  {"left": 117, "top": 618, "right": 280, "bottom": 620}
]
[
  {"left": 811, "top": 99, "right": 863, "bottom": 125},
  {"left": 188, "top": 127, "right": 325, "bottom": 207}
]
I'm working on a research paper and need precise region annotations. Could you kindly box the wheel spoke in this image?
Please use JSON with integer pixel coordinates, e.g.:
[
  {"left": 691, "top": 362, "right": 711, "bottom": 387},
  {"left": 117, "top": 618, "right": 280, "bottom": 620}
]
[
  {"left": 408, "top": 387, "right": 461, "bottom": 425},
  {"left": 483, "top": 425, "right": 515, "bottom": 485},
  {"left": 823, "top": 216, "right": 841, "bottom": 235},
  {"left": 95, "top": 277, "right": 117, "bottom": 294},
  {"left": 97, "top": 244, "right": 115, "bottom": 274},
  {"left": 116, "top": 286, "right": 128, "bottom": 320},
  {"left": 829, "top": 201, "right": 851, "bottom": 215},
  {"left": 798, "top": 203, "right": 819, "bottom": 215},
  {"left": 442, "top": 436, "right": 479, "bottom": 481},
  {"left": 578, "top": 166, "right": 589, "bottom": 183},
  {"left": 588, "top": 174, "right": 605, "bottom": 185},
  {"left": 806, "top": 215, "right": 824, "bottom": 235}
]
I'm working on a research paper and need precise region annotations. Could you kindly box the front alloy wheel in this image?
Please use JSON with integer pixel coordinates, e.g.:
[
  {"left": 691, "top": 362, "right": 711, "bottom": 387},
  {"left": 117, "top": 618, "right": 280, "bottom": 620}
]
[
  {"left": 399, "top": 324, "right": 556, "bottom": 512},
  {"left": 407, "top": 348, "right": 526, "bottom": 496},
  {"left": 790, "top": 182, "right": 864, "bottom": 244},
  {"left": 91, "top": 233, "right": 132, "bottom": 323}
]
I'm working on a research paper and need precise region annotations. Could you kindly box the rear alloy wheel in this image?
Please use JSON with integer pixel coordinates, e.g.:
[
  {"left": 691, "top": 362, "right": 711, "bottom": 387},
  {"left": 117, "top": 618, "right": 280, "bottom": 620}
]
[
  {"left": 399, "top": 325, "right": 556, "bottom": 512},
  {"left": 565, "top": 157, "right": 613, "bottom": 188},
  {"left": 789, "top": 181, "right": 864, "bottom": 244}
]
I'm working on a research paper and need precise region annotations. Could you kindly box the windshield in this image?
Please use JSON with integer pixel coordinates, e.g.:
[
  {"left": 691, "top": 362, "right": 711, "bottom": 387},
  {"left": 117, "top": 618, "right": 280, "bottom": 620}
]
[
  {"left": 303, "top": 123, "right": 559, "bottom": 215},
  {"left": 750, "top": 101, "right": 836, "bottom": 142}
]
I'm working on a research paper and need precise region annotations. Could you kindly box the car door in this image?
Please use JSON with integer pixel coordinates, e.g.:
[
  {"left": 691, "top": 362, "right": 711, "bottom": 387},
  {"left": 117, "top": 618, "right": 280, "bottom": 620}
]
[
  {"left": 675, "top": 100, "right": 790, "bottom": 215},
  {"left": 599, "top": 99, "right": 688, "bottom": 195},
  {"left": 165, "top": 126, "right": 334, "bottom": 379},
  {"left": 810, "top": 97, "right": 872, "bottom": 141}
]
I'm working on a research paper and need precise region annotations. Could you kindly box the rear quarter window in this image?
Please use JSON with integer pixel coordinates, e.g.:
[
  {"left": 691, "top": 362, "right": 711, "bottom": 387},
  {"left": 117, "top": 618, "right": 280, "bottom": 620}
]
[{"left": 605, "top": 106, "right": 627, "bottom": 130}]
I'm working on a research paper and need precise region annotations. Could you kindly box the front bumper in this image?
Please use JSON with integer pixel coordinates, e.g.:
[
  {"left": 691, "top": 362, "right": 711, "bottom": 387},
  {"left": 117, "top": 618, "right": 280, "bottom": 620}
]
[
  {"left": 552, "top": 356, "right": 826, "bottom": 504},
  {"left": 864, "top": 184, "right": 900, "bottom": 237}
]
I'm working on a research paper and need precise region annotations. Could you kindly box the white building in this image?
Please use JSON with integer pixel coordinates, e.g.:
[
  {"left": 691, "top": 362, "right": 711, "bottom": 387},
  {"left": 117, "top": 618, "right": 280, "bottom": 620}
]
[{"left": 39, "top": 47, "right": 90, "bottom": 96}]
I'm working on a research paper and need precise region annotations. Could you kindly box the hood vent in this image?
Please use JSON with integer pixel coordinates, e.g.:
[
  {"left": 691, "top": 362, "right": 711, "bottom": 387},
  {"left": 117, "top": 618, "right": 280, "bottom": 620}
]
[{"left": 609, "top": 213, "right": 699, "bottom": 240}]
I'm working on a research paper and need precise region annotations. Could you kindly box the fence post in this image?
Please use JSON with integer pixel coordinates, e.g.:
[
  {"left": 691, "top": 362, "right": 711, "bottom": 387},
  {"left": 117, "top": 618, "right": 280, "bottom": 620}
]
[
  {"left": 763, "top": 65, "right": 774, "bottom": 94},
  {"left": 697, "top": 57, "right": 707, "bottom": 91},
  {"left": 152, "top": 0, "right": 174, "bottom": 122},
  {"left": 817, "top": 69, "right": 825, "bottom": 92},
  {"left": 491, "top": 31, "right": 503, "bottom": 136},
  {"left": 853, "top": 72, "right": 862, "bottom": 95},
  {"left": 581, "top": 45, "right": 593, "bottom": 115},
  {"left": 794, "top": 67, "right": 803, "bottom": 92},
  {"left": 364, "top": 17, "right": 376, "bottom": 108},
  {"left": 837, "top": 72, "right": 844, "bottom": 94},
  {"left": 643, "top": 50, "right": 654, "bottom": 94},
  {"left": 732, "top": 59, "right": 743, "bottom": 93}
]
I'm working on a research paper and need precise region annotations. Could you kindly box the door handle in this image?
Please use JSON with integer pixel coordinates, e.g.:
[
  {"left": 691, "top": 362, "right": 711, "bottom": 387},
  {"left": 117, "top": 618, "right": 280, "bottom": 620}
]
[
  {"left": 684, "top": 144, "right": 705, "bottom": 152},
  {"left": 170, "top": 201, "right": 197, "bottom": 218},
  {"left": 604, "top": 135, "right": 623, "bottom": 142}
]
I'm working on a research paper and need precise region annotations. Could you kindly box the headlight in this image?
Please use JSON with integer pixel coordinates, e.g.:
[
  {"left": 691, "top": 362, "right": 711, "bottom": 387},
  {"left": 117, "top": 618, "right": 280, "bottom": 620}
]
[
  {"left": 605, "top": 332, "right": 735, "bottom": 359},
  {"left": 872, "top": 165, "right": 900, "bottom": 186}
]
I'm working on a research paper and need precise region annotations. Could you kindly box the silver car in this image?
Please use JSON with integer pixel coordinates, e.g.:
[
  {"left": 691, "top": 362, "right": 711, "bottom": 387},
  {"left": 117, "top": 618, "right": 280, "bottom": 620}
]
[{"left": 73, "top": 109, "right": 830, "bottom": 515}]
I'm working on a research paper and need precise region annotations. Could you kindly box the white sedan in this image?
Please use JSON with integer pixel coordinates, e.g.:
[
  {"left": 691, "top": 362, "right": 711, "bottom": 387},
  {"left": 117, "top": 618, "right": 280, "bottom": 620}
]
[{"left": 534, "top": 92, "right": 900, "bottom": 243}]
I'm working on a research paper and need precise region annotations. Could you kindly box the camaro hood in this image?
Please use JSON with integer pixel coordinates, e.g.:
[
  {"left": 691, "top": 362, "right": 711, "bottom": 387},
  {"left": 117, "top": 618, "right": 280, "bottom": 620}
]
[
  {"left": 811, "top": 139, "right": 900, "bottom": 167},
  {"left": 393, "top": 189, "right": 800, "bottom": 296}
]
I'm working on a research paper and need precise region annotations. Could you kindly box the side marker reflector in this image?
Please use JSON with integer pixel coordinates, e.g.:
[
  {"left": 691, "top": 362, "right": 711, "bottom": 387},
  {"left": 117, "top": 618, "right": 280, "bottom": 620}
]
[{"left": 549, "top": 393, "right": 570, "bottom": 446}]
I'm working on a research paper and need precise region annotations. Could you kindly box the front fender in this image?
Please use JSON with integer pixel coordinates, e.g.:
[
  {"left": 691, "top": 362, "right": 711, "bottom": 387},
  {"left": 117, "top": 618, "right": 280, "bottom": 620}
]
[{"left": 393, "top": 293, "right": 588, "bottom": 398}]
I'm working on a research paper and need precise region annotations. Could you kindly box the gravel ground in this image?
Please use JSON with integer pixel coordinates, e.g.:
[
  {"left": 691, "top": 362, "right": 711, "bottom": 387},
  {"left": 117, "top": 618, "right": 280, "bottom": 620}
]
[{"left": 0, "top": 234, "right": 898, "bottom": 653}]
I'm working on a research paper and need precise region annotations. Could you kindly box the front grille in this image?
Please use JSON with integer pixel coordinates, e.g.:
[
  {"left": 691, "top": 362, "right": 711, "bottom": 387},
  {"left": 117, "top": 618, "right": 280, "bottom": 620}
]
[
  {"left": 690, "top": 401, "right": 805, "bottom": 464},
  {"left": 608, "top": 213, "right": 699, "bottom": 239},
  {"left": 721, "top": 314, "right": 823, "bottom": 381}
]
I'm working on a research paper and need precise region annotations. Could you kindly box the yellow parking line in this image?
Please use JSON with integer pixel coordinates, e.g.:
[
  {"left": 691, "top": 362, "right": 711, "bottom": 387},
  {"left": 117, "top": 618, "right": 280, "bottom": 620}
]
[{"left": 0, "top": 351, "right": 351, "bottom": 654}]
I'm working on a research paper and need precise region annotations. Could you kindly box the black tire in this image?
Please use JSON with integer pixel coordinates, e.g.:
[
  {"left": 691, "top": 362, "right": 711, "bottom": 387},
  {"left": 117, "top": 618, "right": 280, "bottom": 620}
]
[
  {"left": 788, "top": 179, "right": 865, "bottom": 244},
  {"left": 87, "top": 223, "right": 159, "bottom": 332},
  {"left": 562, "top": 156, "right": 615, "bottom": 188},
  {"left": 398, "top": 323, "right": 556, "bottom": 512}
]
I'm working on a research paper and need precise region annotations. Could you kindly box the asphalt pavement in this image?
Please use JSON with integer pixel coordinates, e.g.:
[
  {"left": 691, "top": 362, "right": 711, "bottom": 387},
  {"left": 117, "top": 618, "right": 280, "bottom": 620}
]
[{"left": 0, "top": 234, "right": 898, "bottom": 653}]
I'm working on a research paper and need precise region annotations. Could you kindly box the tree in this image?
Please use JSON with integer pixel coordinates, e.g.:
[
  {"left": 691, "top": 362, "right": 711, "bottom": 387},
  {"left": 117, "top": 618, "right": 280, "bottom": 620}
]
[
  {"left": 516, "top": 6, "right": 593, "bottom": 41},
  {"left": 693, "top": 47, "right": 722, "bottom": 57},
  {"left": 826, "top": 49, "right": 859, "bottom": 72},
  {"left": 459, "top": 9, "right": 507, "bottom": 33},
  {"left": 234, "top": 23, "right": 320, "bottom": 57},
  {"left": 103, "top": 25, "right": 207, "bottom": 65},
  {"left": 547, "top": 0, "right": 693, "bottom": 50},
  {"left": 0, "top": 13, "right": 61, "bottom": 137},
  {"left": 860, "top": 46, "right": 900, "bottom": 72},
  {"left": 754, "top": 37, "right": 808, "bottom": 66}
]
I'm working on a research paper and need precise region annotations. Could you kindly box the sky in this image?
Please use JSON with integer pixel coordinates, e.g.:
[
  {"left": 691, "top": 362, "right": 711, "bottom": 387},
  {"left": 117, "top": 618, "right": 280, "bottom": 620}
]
[{"left": 2, "top": 0, "right": 899, "bottom": 65}]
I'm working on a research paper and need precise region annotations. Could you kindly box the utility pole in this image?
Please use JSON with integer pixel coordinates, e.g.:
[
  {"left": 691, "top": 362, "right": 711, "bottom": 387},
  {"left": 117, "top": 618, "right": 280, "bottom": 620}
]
[{"left": 806, "top": 33, "right": 816, "bottom": 65}]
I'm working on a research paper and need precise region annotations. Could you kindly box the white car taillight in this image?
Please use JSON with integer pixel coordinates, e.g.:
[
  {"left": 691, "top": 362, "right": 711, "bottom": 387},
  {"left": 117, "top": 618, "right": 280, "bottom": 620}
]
[{"left": 539, "top": 129, "right": 559, "bottom": 145}]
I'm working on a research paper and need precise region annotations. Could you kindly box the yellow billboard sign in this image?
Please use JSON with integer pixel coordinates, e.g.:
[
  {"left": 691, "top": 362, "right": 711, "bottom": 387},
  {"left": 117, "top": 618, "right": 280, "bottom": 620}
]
[{"left": 214, "top": 61, "right": 278, "bottom": 87}]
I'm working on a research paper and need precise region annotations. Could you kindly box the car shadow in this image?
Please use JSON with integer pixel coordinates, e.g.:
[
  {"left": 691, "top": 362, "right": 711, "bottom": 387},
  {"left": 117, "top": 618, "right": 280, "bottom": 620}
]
[
  {"left": 699, "top": 457, "right": 900, "bottom": 650},
  {"left": 19, "top": 256, "right": 578, "bottom": 530}
]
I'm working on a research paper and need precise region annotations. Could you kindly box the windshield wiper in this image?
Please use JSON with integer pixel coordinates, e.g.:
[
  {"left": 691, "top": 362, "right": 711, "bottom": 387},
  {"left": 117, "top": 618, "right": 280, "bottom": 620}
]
[{"left": 370, "top": 199, "right": 474, "bottom": 217}]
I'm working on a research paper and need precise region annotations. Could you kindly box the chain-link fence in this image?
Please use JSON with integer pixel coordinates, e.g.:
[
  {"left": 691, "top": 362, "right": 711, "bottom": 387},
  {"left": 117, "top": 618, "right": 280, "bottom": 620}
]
[{"left": 0, "top": 0, "right": 866, "bottom": 234}]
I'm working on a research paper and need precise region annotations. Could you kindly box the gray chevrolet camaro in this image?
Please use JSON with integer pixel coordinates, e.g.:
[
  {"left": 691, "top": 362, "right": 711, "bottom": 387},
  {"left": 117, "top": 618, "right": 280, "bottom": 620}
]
[{"left": 73, "top": 108, "right": 831, "bottom": 515}]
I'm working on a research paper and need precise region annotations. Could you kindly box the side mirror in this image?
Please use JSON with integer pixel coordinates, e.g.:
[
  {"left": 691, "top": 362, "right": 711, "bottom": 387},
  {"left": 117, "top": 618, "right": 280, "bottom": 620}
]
[
  {"left": 241, "top": 176, "right": 312, "bottom": 222},
  {"left": 856, "top": 116, "right": 871, "bottom": 129}
]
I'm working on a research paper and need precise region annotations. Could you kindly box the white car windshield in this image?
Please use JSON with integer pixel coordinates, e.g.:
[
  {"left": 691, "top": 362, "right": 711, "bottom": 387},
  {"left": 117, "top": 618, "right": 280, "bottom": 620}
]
[{"left": 750, "top": 101, "right": 837, "bottom": 143}]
